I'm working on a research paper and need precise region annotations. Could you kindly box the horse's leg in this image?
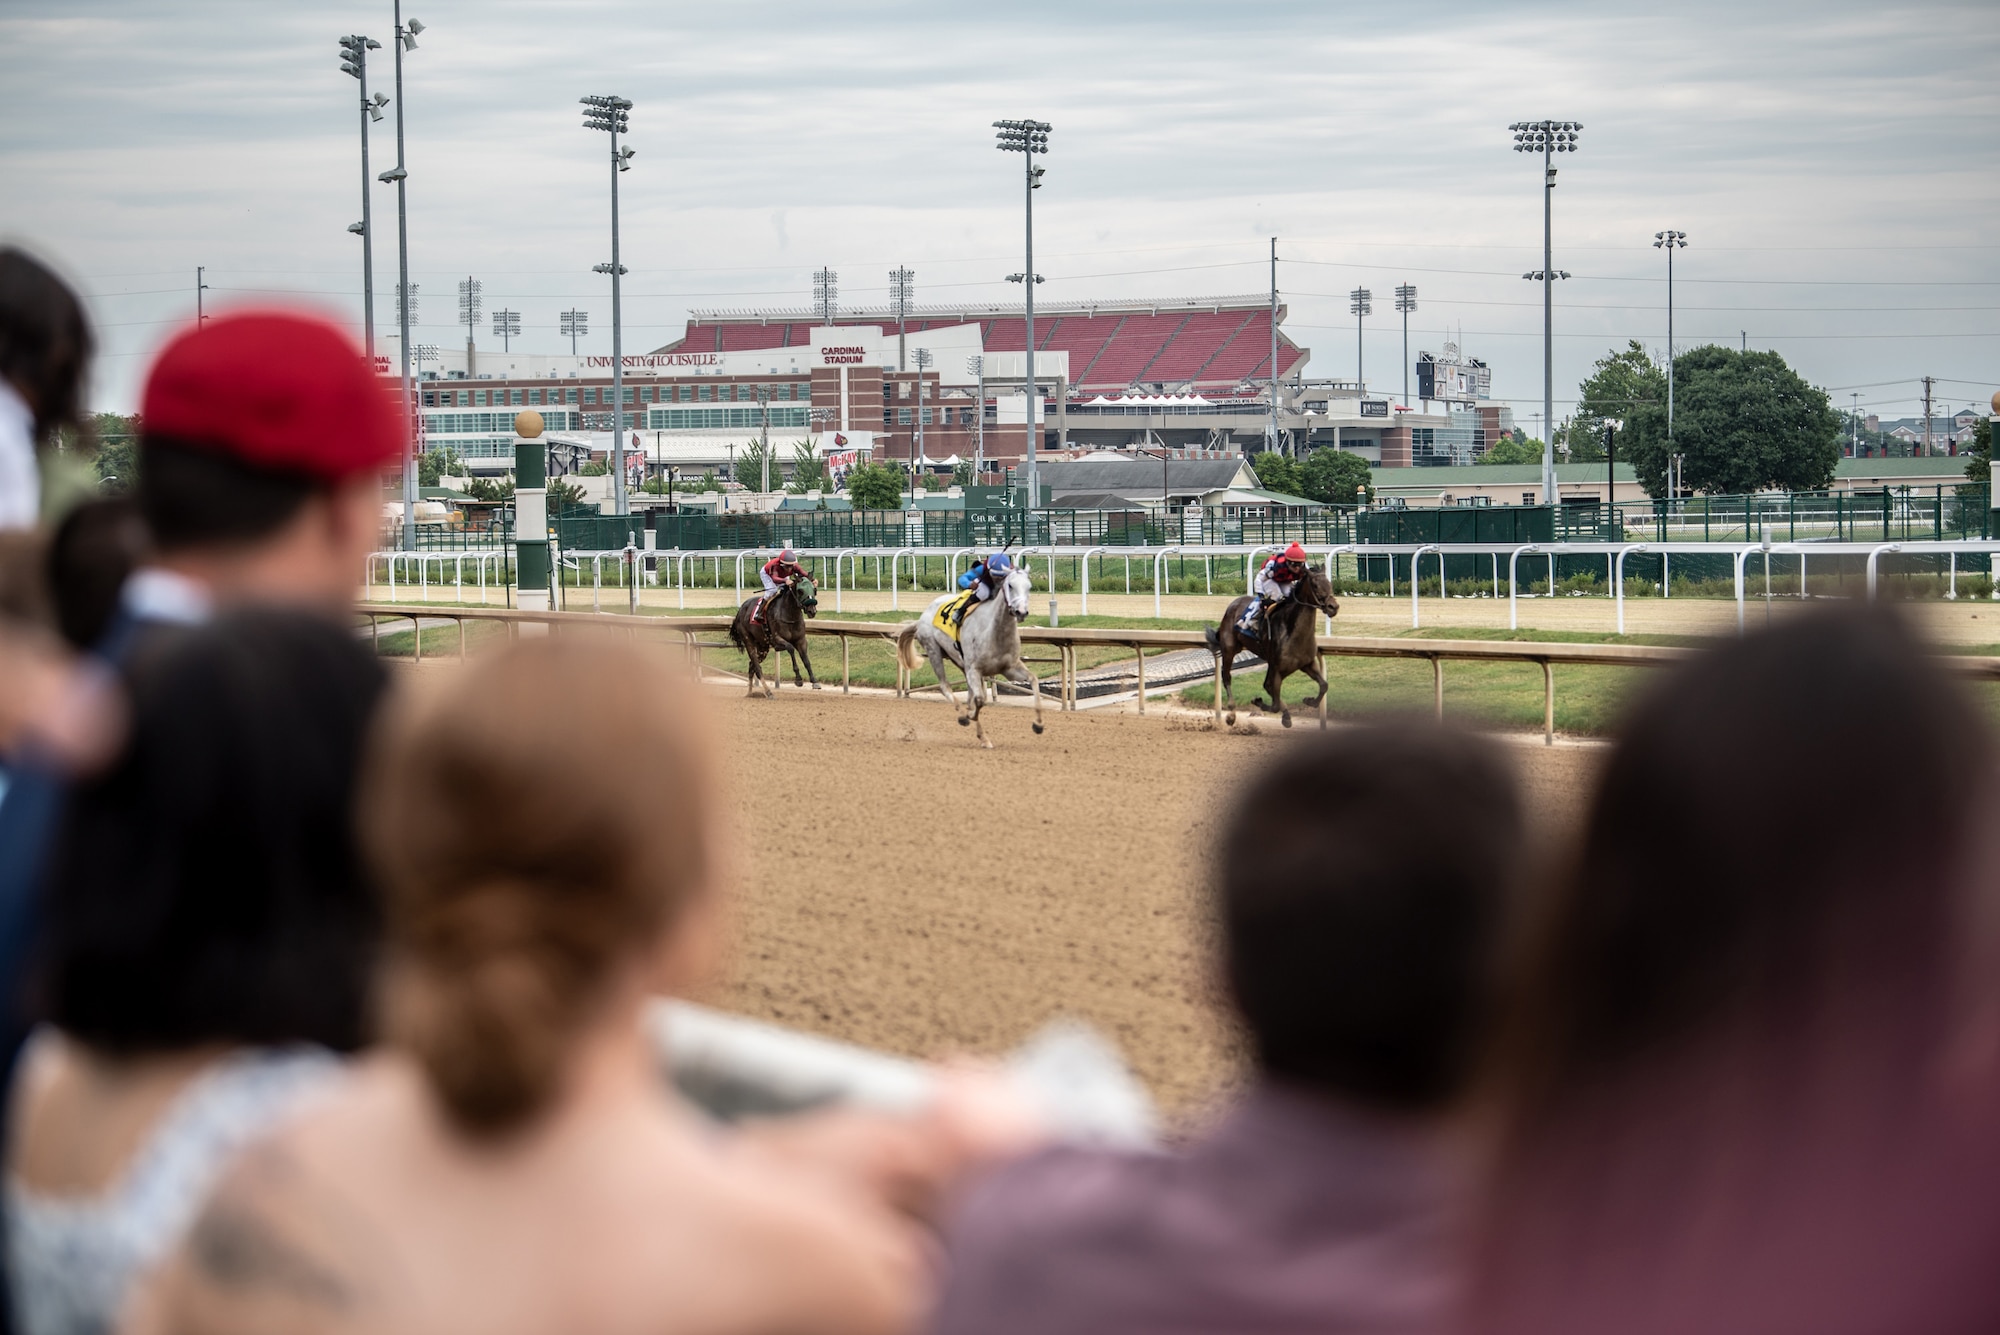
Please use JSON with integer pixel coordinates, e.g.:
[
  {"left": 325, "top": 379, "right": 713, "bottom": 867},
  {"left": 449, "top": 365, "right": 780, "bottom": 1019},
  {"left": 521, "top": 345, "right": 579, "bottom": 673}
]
[
  {"left": 1219, "top": 629, "right": 1239, "bottom": 726},
  {"left": 927, "top": 643, "right": 961, "bottom": 713},
  {"left": 1002, "top": 659, "right": 1045, "bottom": 736},
  {"left": 795, "top": 632, "right": 820, "bottom": 689},
  {"left": 1299, "top": 654, "right": 1329, "bottom": 731},
  {"left": 964, "top": 664, "right": 990, "bottom": 746}
]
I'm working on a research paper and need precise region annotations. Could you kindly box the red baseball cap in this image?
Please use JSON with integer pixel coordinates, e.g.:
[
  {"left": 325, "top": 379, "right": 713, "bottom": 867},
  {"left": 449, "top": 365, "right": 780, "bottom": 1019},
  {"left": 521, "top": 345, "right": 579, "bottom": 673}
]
[{"left": 140, "top": 311, "right": 404, "bottom": 481}]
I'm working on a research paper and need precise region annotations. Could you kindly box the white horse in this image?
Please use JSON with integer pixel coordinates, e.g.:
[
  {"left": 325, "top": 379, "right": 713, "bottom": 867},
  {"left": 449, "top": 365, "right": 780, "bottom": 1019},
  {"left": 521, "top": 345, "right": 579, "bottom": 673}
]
[{"left": 894, "top": 566, "right": 1046, "bottom": 748}]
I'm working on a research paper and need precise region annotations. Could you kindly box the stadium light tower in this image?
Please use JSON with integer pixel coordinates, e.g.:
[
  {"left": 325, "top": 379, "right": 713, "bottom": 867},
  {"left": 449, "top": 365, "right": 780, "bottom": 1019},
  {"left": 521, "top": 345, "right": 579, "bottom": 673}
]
[
  {"left": 1394, "top": 284, "right": 1417, "bottom": 407},
  {"left": 560, "top": 308, "right": 588, "bottom": 355},
  {"left": 812, "top": 267, "right": 838, "bottom": 324},
  {"left": 1654, "top": 229, "right": 1687, "bottom": 460},
  {"left": 493, "top": 307, "right": 520, "bottom": 352},
  {"left": 1350, "top": 288, "right": 1372, "bottom": 388},
  {"left": 912, "top": 346, "right": 933, "bottom": 472},
  {"left": 337, "top": 35, "right": 386, "bottom": 361},
  {"left": 1511, "top": 118, "right": 1581, "bottom": 506},
  {"left": 458, "top": 277, "right": 481, "bottom": 373},
  {"left": 889, "top": 266, "right": 914, "bottom": 371},
  {"left": 967, "top": 354, "right": 986, "bottom": 474},
  {"left": 583, "top": 93, "right": 635, "bottom": 515},
  {"left": 384, "top": 3, "right": 425, "bottom": 549},
  {"left": 995, "top": 117, "right": 1051, "bottom": 509}
]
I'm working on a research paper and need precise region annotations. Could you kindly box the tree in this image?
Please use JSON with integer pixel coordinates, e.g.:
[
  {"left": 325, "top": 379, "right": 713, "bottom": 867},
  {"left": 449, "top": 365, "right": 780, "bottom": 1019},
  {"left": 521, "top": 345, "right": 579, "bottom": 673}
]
[
  {"left": 1249, "top": 450, "right": 1301, "bottom": 496},
  {"left": 466, "top": 475, "right": 514, "bottom": 503},
  {"left": 1620, "top": 345, "right": 1841, "bottom": 497},
  {"left": 91, "top": 412, "right": 140, "bottom": 492},
  {"left": 1477, "top": 433, "right": 1545, "bottom": 466},
  {"left": 547, "top": 479, "right": 591, "bottom": 515},
  {"left": 787, "top": 441, "right": 827, "bottom": 493},
  {"left": 845, "top": 460, "right": 904, "bottom": 510},
  {"left": 737, "top": 437, "right": 776, "bottom": 492},
  {"left": 418, "top": 446, "right": 465, "bottom": 487},
  {"left": 1963, "top": 416, "right": 1993, "bottom": 486},
  {"left": 1297, "top": 448, "right": 1374, "bottom": 504},
  {"left": 951, "top": 459, "right": 974, "bottom": 490},
  {"left": 1563, "top": 341, "right": 1665, "bottom": 464}
]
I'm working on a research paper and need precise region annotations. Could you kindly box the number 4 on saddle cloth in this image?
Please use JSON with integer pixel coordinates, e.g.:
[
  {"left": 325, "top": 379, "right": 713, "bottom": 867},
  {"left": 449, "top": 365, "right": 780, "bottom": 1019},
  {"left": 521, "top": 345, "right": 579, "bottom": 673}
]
[{"left": 931, "top": 589, "right": 979, "bottom": 642}]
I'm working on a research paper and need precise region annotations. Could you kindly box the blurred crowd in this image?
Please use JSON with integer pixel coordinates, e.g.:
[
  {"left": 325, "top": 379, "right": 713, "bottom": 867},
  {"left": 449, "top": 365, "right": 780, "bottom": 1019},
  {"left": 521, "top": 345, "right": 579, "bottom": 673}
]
[{"left": 3, "top": 243, "right": 2000, "bottom": 1333}]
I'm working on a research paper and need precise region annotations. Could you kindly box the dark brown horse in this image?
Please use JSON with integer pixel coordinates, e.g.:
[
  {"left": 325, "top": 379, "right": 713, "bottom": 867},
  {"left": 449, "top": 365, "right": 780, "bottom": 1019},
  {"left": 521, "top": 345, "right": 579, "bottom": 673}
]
[
  {"left": 728, "top": 576, "right": 820, "bottom": 697},
  {"left": 1204, "top": 567, "right": 1338, "bottom": 728}
]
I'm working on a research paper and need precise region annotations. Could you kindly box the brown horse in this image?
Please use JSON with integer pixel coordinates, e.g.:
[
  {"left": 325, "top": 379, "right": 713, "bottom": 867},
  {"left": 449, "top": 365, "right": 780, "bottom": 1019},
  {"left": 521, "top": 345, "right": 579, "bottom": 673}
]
[
  {"left": 728, "top": 576, "right": 820, "bottom": 697},
  {"left": 1203, "top": 567, "right": 1338, "bottom": 728}
]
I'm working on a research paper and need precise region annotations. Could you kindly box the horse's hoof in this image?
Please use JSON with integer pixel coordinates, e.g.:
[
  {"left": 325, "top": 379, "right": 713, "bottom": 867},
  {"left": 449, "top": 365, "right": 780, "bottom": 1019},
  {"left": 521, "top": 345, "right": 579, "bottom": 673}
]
[
  {"left": 981, "top": 740, "right": 995, "bottom": 750},
  {"left": 1281, "top": 712, "right": 1294, "bottom": 729},
  {"left": 812, "top": 684, "right": 823, "bottom": 691},
  {"left": 958, "top": 716, "right": 970, "bottom": 727},
  {"left": 1225, "top": 712, "right": 1237, "bottom": 726},
  {"left": 1032, "top": 722, "right": 1045, "bottom": 735}
]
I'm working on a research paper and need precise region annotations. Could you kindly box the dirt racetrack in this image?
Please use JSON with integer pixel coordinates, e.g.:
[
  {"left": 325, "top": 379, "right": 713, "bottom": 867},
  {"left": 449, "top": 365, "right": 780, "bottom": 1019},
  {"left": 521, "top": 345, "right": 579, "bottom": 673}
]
[{"left": 708, "top": 688, "right": 1598, "bottom": 1121}]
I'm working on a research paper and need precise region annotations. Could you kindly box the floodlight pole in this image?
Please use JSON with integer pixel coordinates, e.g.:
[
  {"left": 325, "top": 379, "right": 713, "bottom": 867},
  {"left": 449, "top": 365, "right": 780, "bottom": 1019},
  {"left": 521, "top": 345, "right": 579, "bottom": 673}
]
[
  {"left": 995, "top": 119, "right": 1050, "bottom": 509},
  {"left": 969, "top": 355, "right": 986, "bottom": 475},
  {"left": 1512, "top": 119, "right": 1580, "bottom": 506},
  {"left": 1655, "top": 230, "right": 1686, "bottom": 469},
  {"left": 390, "top": 2, "right": 418, "bottom": 551},
  {"left": 1269, "top": 236, "right": 1280, "bottom": 455},
  {"left": 584, "top": 94, "right": 634, "bottom": 514},
  {"left": 1395, "top": 284, "right": 1417, "bottom": 409},
  {"left": 339, "top": 35, "right": 381, "bottom": 360}
]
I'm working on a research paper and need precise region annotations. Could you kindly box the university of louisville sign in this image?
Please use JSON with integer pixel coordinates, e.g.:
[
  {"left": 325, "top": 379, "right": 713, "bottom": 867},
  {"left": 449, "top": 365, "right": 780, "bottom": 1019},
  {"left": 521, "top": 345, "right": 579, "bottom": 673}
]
[{"left": 586, "top": 353, "right": 720, "bottom": 369}]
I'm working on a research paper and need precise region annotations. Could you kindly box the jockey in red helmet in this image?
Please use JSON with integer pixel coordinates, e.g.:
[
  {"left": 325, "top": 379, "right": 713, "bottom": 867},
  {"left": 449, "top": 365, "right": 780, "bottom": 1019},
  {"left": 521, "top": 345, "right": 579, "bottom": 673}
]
[
  {"left": 1239, "top": 541, "right": 1310, "bottom": 637},
  {"left": 753, "top": 547, "right": 807, "bottom": 623}
]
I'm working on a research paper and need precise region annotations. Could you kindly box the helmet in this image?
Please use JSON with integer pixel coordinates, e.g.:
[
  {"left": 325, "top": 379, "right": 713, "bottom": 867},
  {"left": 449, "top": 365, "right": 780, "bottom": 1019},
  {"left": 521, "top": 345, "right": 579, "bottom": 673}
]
[
  {"left": 779, "top": 547, "right": 797, "bottom": 563},
  {"left": 986, "top": 551, "right": 1014, "bottom": 573},
  {"left": 1283, "top": 542, "right": 1308, "bottom": 563}
]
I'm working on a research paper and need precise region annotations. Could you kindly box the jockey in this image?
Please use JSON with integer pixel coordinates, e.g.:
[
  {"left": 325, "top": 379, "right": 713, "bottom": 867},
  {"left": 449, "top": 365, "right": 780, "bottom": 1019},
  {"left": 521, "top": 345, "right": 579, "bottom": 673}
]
[
  {"left": 753, "top": 548, "right": 807, "bottom": 622},
  {"left": 951, "top": 551, "right": 1013, "bottom": 625},
  {"left": 1240, "top": 541, "right": 1310, "bottom": 635}
]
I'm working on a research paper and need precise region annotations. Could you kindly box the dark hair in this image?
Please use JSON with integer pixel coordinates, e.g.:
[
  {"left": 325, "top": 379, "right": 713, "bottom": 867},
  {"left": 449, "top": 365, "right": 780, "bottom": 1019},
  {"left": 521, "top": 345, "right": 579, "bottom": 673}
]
[
  {"left": 42, "top": 608, "right": 389, "bottom": 1053},
  {"left": 137, "top": 437, "right": 320, "bottom": 554},
  {"left": 0, "top": 247, "right": 92, "bottom": 446},
  {"left": 1220, "top": 721, "right": 1523, "bottom": 1110},
  {"left": 1473, "top": 607, "right": 2000, "bottom": 1332},
  {"left": 1508, "top": 606, "right": 1989, "bottom": 1092},
  {"left": 363, "top": 636, "right": 716, "bottom": 1138},
  {"left": 45, "top": 497, "right": 150, "bottom": 649}
]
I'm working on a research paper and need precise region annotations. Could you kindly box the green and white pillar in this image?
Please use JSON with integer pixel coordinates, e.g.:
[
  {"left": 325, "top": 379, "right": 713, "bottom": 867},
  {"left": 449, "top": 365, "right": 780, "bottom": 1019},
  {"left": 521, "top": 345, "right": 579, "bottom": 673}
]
[{"left": 513, "top": 411, "right": 550, "bottom": 613}]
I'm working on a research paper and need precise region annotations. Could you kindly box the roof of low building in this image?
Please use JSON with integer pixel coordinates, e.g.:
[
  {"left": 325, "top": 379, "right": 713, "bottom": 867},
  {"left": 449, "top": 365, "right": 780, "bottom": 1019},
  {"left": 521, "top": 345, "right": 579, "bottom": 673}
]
[{"left": 1038, "top": 457, "right": 1253, "bottom": 493}]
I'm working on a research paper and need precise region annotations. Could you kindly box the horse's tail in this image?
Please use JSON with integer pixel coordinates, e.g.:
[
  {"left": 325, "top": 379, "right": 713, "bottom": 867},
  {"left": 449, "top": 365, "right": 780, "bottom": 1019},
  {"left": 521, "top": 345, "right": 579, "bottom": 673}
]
[
  {"left": 728, "top": 610, "right": 748, "bottom": 653},
  {"left": 894, "top": 622, "right": 924, "bottom": 672},
  {"left": 1204, "top": 625, "right": 1221, "bottom": 655}
]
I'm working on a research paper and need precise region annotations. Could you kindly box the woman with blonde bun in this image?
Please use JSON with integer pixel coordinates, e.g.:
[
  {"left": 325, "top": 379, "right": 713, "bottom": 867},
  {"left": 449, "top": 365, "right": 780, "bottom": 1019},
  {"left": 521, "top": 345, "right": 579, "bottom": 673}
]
[{"left": 137, "top": 636, "right": 933, "bottom": 1335}]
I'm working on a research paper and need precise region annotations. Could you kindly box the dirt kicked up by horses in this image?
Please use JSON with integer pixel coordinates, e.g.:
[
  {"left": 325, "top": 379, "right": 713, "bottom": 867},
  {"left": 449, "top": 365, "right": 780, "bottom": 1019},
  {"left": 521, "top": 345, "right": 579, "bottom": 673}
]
[
  {"left": 728, "top": 575, "right": 821, "bottom": 697},
  {"left": 894, "top": 566, "right": 1046, "bottom": 749},
  {"left": 1204, "top": 567, "right": 1339, "bottom": 729}
]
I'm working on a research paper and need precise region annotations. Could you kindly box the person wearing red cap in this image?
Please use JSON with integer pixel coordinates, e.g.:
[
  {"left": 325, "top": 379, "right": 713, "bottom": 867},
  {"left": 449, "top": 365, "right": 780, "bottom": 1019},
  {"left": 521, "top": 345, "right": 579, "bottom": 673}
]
[
  {"left": 753, "top": 547, "right": 808, "bottom": 624},
  {"left": 108, "top": 310, "right": 401, "bottom": 646},
  {"left": 1238, "top": 541, "right": 1311, "bottom": 639}
]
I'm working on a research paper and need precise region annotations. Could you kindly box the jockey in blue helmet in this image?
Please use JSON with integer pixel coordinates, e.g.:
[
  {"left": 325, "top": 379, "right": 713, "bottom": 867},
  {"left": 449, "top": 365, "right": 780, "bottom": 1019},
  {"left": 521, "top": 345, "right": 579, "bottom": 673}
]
[{"left": 952, "top": 550, "right": 1014, "bottom": 625}]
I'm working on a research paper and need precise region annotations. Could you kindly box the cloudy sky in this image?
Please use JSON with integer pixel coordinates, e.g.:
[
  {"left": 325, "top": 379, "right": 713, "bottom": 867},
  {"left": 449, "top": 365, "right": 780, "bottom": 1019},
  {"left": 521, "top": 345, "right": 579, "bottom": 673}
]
[{"left": 3, "top": 0, "right": 1996, "bottom": 426}]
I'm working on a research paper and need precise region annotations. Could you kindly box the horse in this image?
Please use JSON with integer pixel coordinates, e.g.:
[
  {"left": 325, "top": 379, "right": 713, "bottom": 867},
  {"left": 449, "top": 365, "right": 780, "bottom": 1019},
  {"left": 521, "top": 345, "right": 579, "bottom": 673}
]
[
  {"left": 728, "top": 575, "right": 821, "bottom": 698},
  {"left": 894, "top": 566, "right": 1045, "bottom": 748},
  {"left": 1203, "top": 566, "right": 1339, "bottom": 729}
]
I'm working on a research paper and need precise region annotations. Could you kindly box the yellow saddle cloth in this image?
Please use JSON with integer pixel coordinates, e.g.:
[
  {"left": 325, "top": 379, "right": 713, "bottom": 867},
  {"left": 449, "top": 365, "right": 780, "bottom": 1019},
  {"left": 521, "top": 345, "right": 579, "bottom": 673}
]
[{"left": 931, "top": 589, "right": 978, "bottom": 640}]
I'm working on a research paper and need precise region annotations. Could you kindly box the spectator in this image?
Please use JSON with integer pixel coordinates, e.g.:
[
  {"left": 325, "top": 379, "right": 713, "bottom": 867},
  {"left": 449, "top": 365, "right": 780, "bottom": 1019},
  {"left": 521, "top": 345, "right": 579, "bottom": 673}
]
[
  {"left": 43, "top": 499, "right": 148, "bottom": 652},
  {"left": 0, "top": 248, "right": 91, "bottom": 534},
  {"left": 1471, "top": 607, "right": 2000, "bottom": 1333},
  {"left": 139, "top": 637, "right": 925, "bottom": 1335},
  {"left": 930, "top": 721, "right": 1525, "bottom": 1335},
  {"left": 7, "top": 610, "right": 387, "bottom": 1335}
]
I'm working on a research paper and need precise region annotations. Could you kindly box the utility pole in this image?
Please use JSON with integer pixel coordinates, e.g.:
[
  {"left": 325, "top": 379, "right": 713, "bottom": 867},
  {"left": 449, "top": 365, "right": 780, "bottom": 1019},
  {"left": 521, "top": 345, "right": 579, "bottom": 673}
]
[
  {"left": 758, "top": 385, "right": 770, "bottom": 493},
  {"left": 1655, "top": 231, "right": 1686, "bottom": 466},
  {"left": 1511, "top": 119, "right": 1580, "bottom": 506},
  {"left": 583, "top": 93, "right": 635, "bottom": 514},
  {"left": 1851, "top": 391, "right": 1861, "bottom": 456},
  {"left": 968, "top": 355, "right": 986, "bottom": 477},
  {"left": 889, "top": 266, "right": 913, "bottom": 372},
  {"left": 1269, "top": 237, "right": 1280, "bottom": 454},
  {"left": 386, "top": 3, "right": 424, "bottom": 551},
  {"left": 1350, "top": 287, "right": 1372, "bottom": 390},
  {"left": 196, "top": 266, "right": 209, "bottom": 328},
  {"left": 1394, "top": 284, "right": 1416, "bottom": 408},
  {"left": 1923, "top": 375, "right": 1936, "bottom": 456},
  {"left": 994, "top": 119, "right": 1050, "bottom": 509},
  {"left": 913, "top": 347, "right": 932, "bottom": 473}
]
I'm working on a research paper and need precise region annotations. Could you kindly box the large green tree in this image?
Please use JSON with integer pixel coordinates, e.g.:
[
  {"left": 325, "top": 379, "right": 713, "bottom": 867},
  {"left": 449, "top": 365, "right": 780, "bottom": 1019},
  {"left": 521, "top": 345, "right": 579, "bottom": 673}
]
[
  {"left": 1297, "top": 448, "right": 1374, "bottom": 504},
  {"left": 1477, "top": 433, "right": 1545, "bottom": 466},
  {"left": 787, "top": 441, "right": 828, "bottom": 493},
  {"left": 1249, "top": 450, "right": 1301, "bottom": 496},
  {"left": 1562, "top": 341, "right": 1665, "bottom": 463},
  {"left": 1620, "top": 345, "right": 1841, "bottom": 497},
  {"left": 845, "top": 460, "right": 905, "bottom": 510}
]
